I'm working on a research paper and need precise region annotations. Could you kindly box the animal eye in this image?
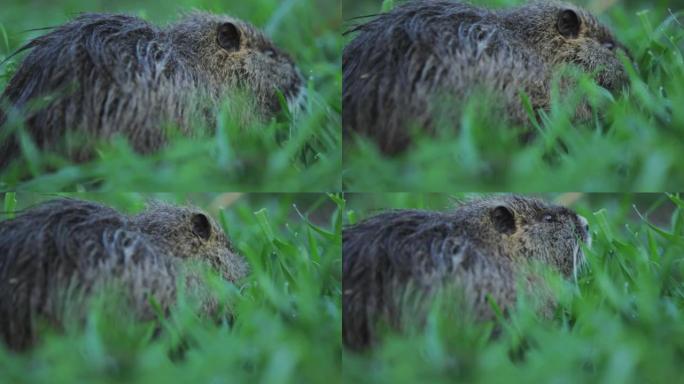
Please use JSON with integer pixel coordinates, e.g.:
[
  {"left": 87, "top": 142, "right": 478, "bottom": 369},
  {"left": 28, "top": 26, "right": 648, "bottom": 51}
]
[
  {"left": 217, "top": 22, "right": 241, "bottom": 52},
  {"left": 543, "top": 214, "right": 554, "bottom": 223},
  {"left": 603, "top": 41, "right": 616, "bottom": 51},
  {"left": 557, "top": 9, "right": 581, "bottom": 38},
  {"left": 191, "top": 213, "right": 212, "bottom": 240}
]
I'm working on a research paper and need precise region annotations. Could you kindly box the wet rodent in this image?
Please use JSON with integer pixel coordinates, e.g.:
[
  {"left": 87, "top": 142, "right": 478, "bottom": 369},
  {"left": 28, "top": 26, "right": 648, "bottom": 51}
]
[
  {"left": 0, "top": 12, "right": 304, "bottom": 167},
  {"left": 0, "top": 198, "right": 249, "bottom": 351},
  {"left": 342, "top": 195, "right": 591, "bottom": 349},
  {"left": 343, "top": 0, "right": 629, "bottom": 154}
]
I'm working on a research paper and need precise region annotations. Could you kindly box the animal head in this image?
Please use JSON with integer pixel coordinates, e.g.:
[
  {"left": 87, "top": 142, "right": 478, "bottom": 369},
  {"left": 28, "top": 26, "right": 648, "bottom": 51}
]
[
  {"left": 131, "top": 202, "right": 248, "bottom": 282},
  {"left": 169, "top": 12, "right": 305, "bottom": 116},
  {"left": 502, "top": 1, "right": 629, "bottom": 90},
  {"left": 461, "top": 195, "right": 591, "bottom": 279}
]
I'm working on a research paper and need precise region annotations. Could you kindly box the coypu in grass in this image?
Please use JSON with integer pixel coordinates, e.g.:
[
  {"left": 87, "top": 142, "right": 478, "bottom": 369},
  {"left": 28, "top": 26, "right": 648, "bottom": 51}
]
[
  {"left": 342, "top": 195, "right": 591, "bottom": 349},
  {"left": 0, "top": 198, "right": 248, "bottom": 350},
  {"left": 343, "top": 1, "right": 629, "bottom": 154},
  {"left": 0, "top": 12, "right": 305, "bottom": 167}
]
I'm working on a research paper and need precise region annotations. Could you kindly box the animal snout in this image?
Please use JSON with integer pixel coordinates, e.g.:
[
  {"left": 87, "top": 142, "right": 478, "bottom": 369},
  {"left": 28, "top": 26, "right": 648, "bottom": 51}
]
[
  {"left": 577, "top": 215, "right": 592, "bottom": 248},
  {"left": 285, "top": 75, "right": 307, "bottom": 115}
]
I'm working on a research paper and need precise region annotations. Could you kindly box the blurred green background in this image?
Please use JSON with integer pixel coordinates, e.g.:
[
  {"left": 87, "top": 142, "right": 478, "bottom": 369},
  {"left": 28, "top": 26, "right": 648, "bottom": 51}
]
[
  {"left": 0, "top": 192, "right": 342, "bottom": 383},
  {"left": 343, "top": 192, "right": 684, "bottom": 384},
  {"left": 342, "top": 0, "right": 684, "bottom": 192},
  {"left": 343, "top": 0, "right": 679, "bottom": 19},
  {"left": 0, "top": 0, "right": 342, "bottom": 192}
]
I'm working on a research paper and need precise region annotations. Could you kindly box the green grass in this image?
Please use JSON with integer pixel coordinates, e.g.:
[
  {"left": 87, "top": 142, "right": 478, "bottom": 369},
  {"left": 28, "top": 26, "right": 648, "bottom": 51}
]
[
  {"left": 343, "top": 192, "right": 684, "bottom": 383},
  {"left": 0, "top": 0, "right": 341, "bottom": 192},
  {"left": 343, "top": 0, "right": 684, "bottom": 191},
  {"left": 0, "top": 192, "right": 342, "bottom": 383}
]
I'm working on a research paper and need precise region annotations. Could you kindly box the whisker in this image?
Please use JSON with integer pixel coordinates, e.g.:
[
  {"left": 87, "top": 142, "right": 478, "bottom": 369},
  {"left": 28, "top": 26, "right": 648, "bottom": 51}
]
[{"left": 572, "top": 243, "right": 579, "bottom": 286}]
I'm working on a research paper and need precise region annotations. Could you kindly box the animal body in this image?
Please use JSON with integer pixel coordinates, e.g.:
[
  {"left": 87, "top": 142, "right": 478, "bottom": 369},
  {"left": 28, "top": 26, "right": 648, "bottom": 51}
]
[
  {"left": 342, "top": 195, "right": 591, "bottom": 349},
  {"left": 343, "top": 1, "right": 629, "bottom": 153},
  {"left": 0, "top": 198, "right": 248, "bottom": 350},
  {"left": 0, "top": 12, "right": 304, "bottom": 166}
]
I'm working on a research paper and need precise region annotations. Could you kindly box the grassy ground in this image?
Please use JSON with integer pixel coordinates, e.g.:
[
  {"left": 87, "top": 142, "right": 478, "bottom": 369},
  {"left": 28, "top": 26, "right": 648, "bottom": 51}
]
[
  {"left": 0, "top": 0, "right": 341, "bottom": 192},
  {"left": 0, "top": 192, "right": 342, "bottom": 383},
  {"left": 343, "top": 0, "right": 684, "bottom": 192},
  {"left": 343, "top": 193, "right": 684, "bottom": 383}
]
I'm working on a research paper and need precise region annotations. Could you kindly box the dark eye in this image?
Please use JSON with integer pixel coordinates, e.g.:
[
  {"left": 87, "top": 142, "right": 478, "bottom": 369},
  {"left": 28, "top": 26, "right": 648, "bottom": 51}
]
[
  {"left": 603, "top": 41, "right": 616, "bottom": 51},
  {"left": 543, "top": 214, "right": 554, "bottom": 223},
  {"left": 191, "top": 213, "right": 212, "bottom": 240},
  {"left": 217, "top": 22, "right": 241, "bottom": 52},
  {"left": 557, "top": 9, "right": 581, "bottom": 38}
]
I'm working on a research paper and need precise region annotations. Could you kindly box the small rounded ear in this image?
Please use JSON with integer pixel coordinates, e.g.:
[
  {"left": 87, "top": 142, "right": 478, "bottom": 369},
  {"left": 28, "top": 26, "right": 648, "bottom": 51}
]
[
  {"left": 217, "top": 22, "right": 241, "bottom": 51},
  {"left": 557, "top": 9, "right": 581, "bottom": 38},
  {"left": 191, "top": 213, "right": 212, "bottom": 240},
  {"left": 490, "top": 206, "right": 516, "bottom": 235}
]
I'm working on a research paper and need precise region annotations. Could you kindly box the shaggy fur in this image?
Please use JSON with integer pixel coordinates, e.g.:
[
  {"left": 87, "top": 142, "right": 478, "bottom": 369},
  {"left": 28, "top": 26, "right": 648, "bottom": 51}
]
[
  {"left": 0, "top": 12, "right": 304, "bottom": 167},
  {"left": 342, "top": 195, "right": 591, "bottom": 349},
  {"left": 0, "top": 198, "right": 248, "bottom": 350},
  {"left": 343, "top": 1, "right": 629, "bottom": 153}
]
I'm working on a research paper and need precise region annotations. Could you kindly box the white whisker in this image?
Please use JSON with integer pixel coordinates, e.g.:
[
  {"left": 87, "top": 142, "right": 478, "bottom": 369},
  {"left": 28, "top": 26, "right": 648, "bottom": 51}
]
[
  {"left": 572, "top": 243, "right": 579, "bottom": 286},
  {"left": 287, "top": 85, "right": 308, "bottom": 118}
]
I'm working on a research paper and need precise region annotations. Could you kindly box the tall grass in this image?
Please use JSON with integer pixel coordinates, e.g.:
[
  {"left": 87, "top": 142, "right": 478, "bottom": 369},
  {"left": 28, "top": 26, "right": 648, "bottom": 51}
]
[
  {"left": 0, "top": 0, "right": 341, "bottom": 192},
  {"left": 0, "top": 192, "right": 342, "bottom": 383},
  {"left": 343, "top": 193, "right": 684, "bottom": 384},
  {"left": 343, "top": 0, "right": 684, "bottom": 192}
]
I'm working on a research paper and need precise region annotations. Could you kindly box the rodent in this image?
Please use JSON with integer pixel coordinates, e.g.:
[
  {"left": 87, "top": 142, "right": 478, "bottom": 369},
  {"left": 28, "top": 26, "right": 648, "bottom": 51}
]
[
  {"left": 0, "top": 198, "right": 249, "bottom": 350},
  {"left": 0, "top": 12, "right": 304, "bottom": 167},
  {"left": 343, "top": 0, "right": 629, "bottom": 154},
  {"left": 342, "top": 195, "right": 591, "bottom": 349}
]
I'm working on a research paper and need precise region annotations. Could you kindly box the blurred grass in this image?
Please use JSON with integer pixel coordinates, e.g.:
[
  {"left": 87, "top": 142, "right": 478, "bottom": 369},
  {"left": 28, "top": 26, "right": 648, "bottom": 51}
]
[
  {"left": 343, "top": 192, "right": 684, "bottom": 384},
  {"left": 0, "top": 192, "right": 342, "bottom": 383},
  {"left": 342, "top": 0, "right": 684, "bottom": 191},
  {"left": 0, "top": 0, "right": 342, "bottom": 192}
]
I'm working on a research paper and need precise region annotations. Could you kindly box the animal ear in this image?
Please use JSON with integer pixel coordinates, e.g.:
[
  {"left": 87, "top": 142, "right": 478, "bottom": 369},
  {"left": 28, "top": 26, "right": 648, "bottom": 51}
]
[
  {"left": 491, "top": 206, "right": 516, "bottom": 235},
  {"left": 217, "top": 22, "right": 241, "bottom": 51},
  {"left": 557, "top": 9, "right": 581, "bottom": 38},
  {"left": 191, "top": 213, "right": 212, "bottom": 240}
]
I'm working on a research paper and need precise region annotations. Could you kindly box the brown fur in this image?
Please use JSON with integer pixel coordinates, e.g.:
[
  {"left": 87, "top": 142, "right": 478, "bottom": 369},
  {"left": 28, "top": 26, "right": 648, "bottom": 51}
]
[
  {"left": 0, "top": 198, "right": 249, "bottom": 350},
  {"left": 0, "top": 12, "right": 304, "bottom": 167},
  {"left": 343, "top": 1, "right": 629, "bottom": 154},
  {"left": 342, "top": 195, "right": 591, "bottom": 349}
]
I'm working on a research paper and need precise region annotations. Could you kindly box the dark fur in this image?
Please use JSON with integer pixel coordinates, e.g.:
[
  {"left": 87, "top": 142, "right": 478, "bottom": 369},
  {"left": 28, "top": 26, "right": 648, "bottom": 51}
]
[
  {"left": 343, "top": 1, "right": 629, "bottom": 154},
  {"left": 0, "top": 12, "right": 304, "bottom": 167},
  {"left": 342, "top": 195, "right": 590, "bottom": 349},
  {"left": 0, "top": 198, "right": 248, "bottom": 350}
]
